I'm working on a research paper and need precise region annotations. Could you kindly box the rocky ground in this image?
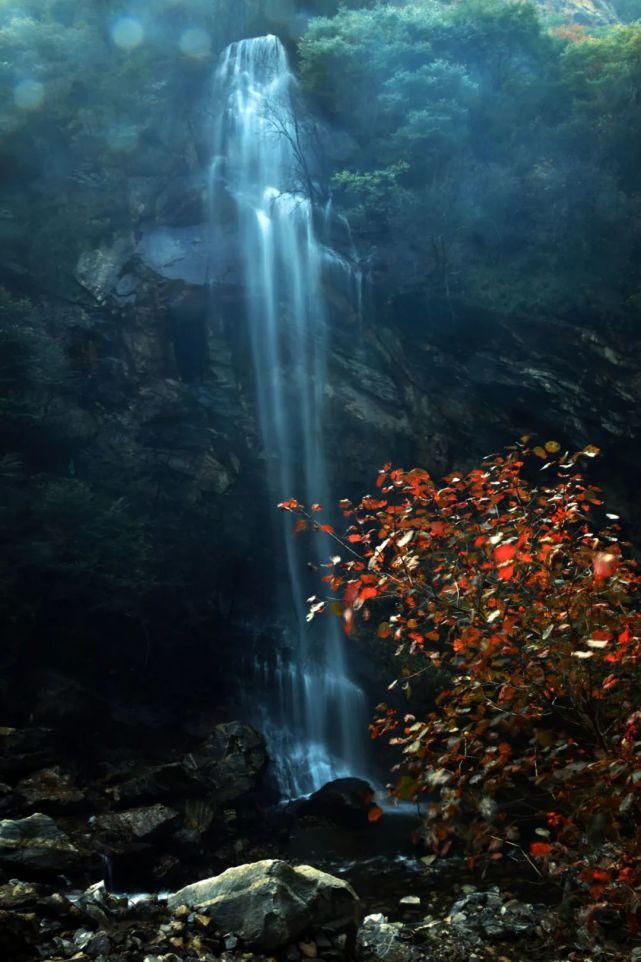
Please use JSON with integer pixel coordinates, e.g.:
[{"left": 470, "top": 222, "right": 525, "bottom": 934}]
[{"left": 1, "top": 722, "right": 639, "bottom": 962}]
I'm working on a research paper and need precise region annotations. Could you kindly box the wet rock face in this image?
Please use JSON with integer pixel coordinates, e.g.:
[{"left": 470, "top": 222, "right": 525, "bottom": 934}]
[
  {"left": 168, "top": 859, "right": 360, "bottom": 950},
  {"left": 0, "top": 813, "right": 84, "bottom": 874}
]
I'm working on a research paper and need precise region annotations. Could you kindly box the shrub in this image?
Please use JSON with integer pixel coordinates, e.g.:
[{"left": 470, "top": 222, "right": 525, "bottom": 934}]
[{"left": 282, "top": 441, "right": 641, "bottom": 929}]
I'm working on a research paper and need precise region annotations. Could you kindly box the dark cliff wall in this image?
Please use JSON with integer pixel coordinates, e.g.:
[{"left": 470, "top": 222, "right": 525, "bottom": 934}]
[{"left": 1, "top": 0, "right": 640, "bottom": 733}]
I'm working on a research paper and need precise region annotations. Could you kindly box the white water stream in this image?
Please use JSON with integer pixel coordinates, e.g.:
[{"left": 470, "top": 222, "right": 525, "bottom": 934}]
[{"left": 210, "top": 36, "right": 368, "bottom": 796}]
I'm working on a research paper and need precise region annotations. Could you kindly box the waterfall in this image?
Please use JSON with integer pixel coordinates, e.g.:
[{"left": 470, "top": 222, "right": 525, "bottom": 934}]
[{"left": 210, "top": 35, "right": 368, "bottom": 797}]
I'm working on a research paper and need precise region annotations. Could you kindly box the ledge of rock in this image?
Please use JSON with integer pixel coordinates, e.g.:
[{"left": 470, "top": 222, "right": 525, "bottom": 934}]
[{"left": 168, "top": 858, "right": 360, "bottom": 950}]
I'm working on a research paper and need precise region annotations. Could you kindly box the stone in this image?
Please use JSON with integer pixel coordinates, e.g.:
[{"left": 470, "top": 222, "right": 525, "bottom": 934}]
[
  {"left": 0, "top": 813, "right": 83, "bottom": 873},
  {"left": 356, "top": 915, "right": 417, "bottom": 962},
  {"left": 299, "top": 940, "right": 318, "bottom": 958},
  {"left": 168, "top": 859, "right": 359, "bottom": 950},
  {"left": 0, "top": 880, "right": 43, "bottom": 911},
  {"left": 94, "top": 803, "right": 179, "bottom": 842},
  {"left": 0, "top": 728, "right": 55, "bottom": 781},
  {"left": 449, "top": 890, "right": 539, "bottom": 940},
  {"left": 74, "top": 236, "right": 134, "bottom": 302},
  {"left": 399, "top": 896, "right": 421, "bottom": 906},
  {"left": 183, "top": 722, "right": 267, "bottom": 805},
  {"left": 0, "top": 910, "right": 40, "bottom": 961},
  {"left": 296, "top": 777, "right": 377, "bottom": 827},
  {"left": 104, "top": 763, "right": 194, "bottom": 805},
  {"left": 16, "top": 767, "right": 85, "bottom": 812}
]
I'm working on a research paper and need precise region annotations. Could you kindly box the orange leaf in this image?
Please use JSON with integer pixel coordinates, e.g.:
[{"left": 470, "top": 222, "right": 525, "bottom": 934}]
[
  {"left": 593, "top": 551, "right": 619, "bottom": 580},
  {"left": 368, "top": 804, "right": 383, "bottom": 823}
]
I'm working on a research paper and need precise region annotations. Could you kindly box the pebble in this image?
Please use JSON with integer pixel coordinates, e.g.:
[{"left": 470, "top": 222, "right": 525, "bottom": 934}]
[
  {"left": 298, "top": 940, "right": 318, "bottom": 958},
  {"left": 399, "top": 895, "right": 421, "bottom": 906}
]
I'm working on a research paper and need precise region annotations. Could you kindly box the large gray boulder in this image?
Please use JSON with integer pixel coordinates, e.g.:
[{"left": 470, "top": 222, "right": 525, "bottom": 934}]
[
  {"left": 0, "top": 813, "right": 83, "bottom": 872},
  {"left": 168, "top": 859, "right": 359, "bottom": 950}
]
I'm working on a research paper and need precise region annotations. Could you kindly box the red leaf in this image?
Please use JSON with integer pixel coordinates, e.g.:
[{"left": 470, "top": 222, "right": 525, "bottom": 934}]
[
  {"left": 359, "top": 587, "right": 378, "bottom": 601},
  {"left": 494, "top": 543, "right": 516, "bottom": 563},
  {"left": 530, "top": 842, "right": 552, "bottom": 857},
  {"left": 368, "top": 804, "right": 383, "bottom": 823}
]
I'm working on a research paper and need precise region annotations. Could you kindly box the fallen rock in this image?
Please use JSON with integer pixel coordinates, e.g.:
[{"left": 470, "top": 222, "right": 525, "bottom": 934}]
[
  {"left": 449, "top": 889, "right": 539, "bottom": 939},
  {"left": 183, "top": 722, "right": 267, "bottom": 805},
  {"left": 0, "top": 908, "right": 39, "bottom": 961},
  {"left": 0, "top": 813, "right": 83, "bottom": 873},
  {"left": 357, "top": 913, "right": 417, "bottom": 962},
  {"left": 168, "top": 858, "right": 359, "bottom": 950},
  {"left": 103, "top": 763, "right": 194, "bottom": 805},
  {"left": 93, "top": 803, "right": 179, "bottom": 842},
  {"left": 0, "top": 879, "right": 43, "bottom": 912},
  {"left": 296, "top": 777, "right": 377, "bottom": 827},
  {"left": 16, "top": 767, "right": 85, "bottom": 813},
  {"left": 0, "top": 728, "right": 55, "bottom": 781}
]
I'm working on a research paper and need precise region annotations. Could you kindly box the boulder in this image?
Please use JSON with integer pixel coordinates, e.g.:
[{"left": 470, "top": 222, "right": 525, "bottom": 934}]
[
  {"left": 93, "top": 803, "right": 179, "bottom": 843},
  {"left": 0, "top": 813, "right": 83, "bottom": 873},
  {"left": 0, "top": 909, "right": 39, "bottom": 961},
  {"left": 103, "top": 762, "right": 195, "bottom": 805},
  {"left": 16, "top": 767, "right": 85, "bottom": 813},
  {"left": 168, "top": 858, "right": 359, "bottom": 950},
  {"left": 0, "top": 728, "right": 55, "bottom": 781},
  {"left": 183, "top": 722, "right": 267, "bottom": 806},
  {"left": 0, "top": 880, "right": 43, "bottom": 912},
  {"left": 74, "top": 236, "right": 134, "bottom": 302},
  {"left": 297, "top": 777, "right": 377, "bottom": 827}
]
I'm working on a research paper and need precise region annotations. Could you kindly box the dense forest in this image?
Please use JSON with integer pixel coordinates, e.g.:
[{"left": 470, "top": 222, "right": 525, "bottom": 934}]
[{"left": 1, "top": 1, "right": 641, "bottom": 961}]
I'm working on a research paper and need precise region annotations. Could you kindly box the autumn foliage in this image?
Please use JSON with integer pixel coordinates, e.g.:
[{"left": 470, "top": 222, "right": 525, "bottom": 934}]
[{"left": 280, "top": 441, "right": 641, "bottom": 929}]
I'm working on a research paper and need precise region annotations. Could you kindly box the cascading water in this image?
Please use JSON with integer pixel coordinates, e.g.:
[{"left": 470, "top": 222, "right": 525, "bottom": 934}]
[{"left": 210, "top": 36, "right": 368, "bottom": 796}]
